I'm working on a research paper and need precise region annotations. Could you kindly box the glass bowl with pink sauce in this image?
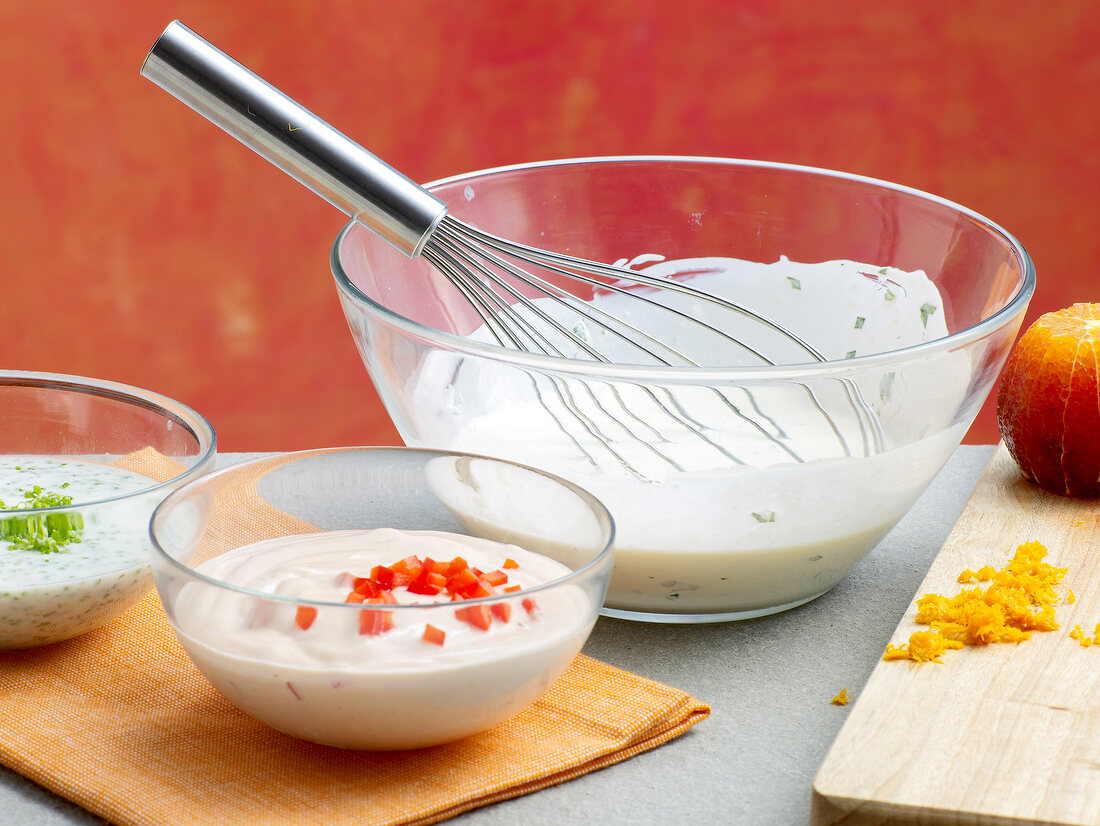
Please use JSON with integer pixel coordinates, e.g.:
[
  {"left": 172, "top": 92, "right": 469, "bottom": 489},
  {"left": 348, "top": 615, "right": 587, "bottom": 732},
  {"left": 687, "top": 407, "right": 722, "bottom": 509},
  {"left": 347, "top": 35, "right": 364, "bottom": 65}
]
[{"left": 150, "top": 446, "right": 615, "bottom": 750}]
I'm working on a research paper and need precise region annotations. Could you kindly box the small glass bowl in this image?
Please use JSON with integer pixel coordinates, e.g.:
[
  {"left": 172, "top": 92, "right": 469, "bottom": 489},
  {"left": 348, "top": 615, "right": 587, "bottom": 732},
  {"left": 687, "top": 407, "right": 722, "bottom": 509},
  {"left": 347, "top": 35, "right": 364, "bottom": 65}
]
[
  {"left": 331, "top": 156, "right": 1035, "bottom": 623},
  {"left": 0, "top": 371, "right": 216, "bottom": 648},
  {"left": 149, "top": 447, "right": 615, "bottom": 750}
]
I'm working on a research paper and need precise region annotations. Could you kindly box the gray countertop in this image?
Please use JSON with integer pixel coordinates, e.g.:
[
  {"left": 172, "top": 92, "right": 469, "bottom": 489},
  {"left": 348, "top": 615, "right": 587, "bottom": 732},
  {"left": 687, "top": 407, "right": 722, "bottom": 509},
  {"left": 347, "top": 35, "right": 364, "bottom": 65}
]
[{"left": 0, "top": 445, "right": 996, "bottom": 826}]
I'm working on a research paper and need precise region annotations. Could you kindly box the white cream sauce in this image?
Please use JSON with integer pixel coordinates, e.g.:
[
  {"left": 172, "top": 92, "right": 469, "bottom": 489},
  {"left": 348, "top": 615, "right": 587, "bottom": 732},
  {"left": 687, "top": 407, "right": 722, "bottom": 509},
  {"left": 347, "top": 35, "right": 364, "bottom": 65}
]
[{"left": 407, "top": 256, "right": 971, "bottom": 616}]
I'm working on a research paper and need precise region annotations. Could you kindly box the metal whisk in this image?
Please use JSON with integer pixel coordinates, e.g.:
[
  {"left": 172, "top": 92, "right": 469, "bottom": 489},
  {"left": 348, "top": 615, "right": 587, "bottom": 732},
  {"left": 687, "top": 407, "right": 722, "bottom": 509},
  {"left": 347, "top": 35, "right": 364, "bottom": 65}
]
[{"left": 141, "top": 21, "right": 884, "bottom": 473}]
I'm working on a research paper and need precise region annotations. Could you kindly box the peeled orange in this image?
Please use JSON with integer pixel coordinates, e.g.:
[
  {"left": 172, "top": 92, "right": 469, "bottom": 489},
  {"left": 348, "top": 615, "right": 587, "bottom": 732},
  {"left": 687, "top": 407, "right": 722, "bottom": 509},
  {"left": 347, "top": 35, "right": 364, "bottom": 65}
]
[{"left": 996, "top": 303, "right": 1100, "bottom": 497}]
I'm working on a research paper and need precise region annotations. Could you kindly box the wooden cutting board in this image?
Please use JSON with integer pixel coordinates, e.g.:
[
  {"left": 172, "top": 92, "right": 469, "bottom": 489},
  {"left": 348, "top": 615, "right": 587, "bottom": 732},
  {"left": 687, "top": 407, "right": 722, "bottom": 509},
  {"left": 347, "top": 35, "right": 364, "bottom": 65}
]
[{"left": 812, "top": 442, "right": 1100, "bottom": 825}]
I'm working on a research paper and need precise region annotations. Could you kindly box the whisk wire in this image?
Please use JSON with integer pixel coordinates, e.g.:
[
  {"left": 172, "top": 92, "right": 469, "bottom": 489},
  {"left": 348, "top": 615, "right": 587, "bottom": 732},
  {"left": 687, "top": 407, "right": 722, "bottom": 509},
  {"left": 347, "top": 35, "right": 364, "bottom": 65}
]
[
  {"left": 449, "top": 217, "right": 832, "bottom": 363},
  {"left": 433, "top": 220, "right": 709, "bottom": 365},
  {"left": 427, "top": 242, "right": 701, "bottom": 475},
  {"left": 437, "top": 218, "right": 788, "bottom": 367},
  {"left": 429, "top": 215, "right": 887, "bottom": 463},
  {"left": 425, "top": 236, "right": 601, "bottom": 359}
]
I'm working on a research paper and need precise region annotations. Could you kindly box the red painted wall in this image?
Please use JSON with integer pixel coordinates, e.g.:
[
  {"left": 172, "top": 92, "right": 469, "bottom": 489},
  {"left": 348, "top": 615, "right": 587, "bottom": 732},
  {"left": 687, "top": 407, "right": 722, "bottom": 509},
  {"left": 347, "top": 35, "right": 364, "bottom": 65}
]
[{"left": 1, "top": 0, "right": 1095, "bottom": 450}]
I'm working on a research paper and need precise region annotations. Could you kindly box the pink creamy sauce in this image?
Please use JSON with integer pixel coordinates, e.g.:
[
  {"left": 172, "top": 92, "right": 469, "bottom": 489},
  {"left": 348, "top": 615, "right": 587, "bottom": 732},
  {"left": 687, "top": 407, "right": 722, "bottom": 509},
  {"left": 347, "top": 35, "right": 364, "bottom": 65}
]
[{"left": 171, "top": 528, "right": 594, "bottom": 749}]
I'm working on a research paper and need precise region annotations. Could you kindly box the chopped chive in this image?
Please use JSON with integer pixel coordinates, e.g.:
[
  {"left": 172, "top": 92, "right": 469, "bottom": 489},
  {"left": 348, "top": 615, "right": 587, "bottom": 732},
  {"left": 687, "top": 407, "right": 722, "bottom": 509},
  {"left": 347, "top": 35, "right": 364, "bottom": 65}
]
[
  {"left": 920, "top": 303, "right": 937, "bottom": 328},
  {"left": 880, "top": 372, "right": 897, "bottom": 403},
  {"left": 0, "top": 486, "right": 84, "bottom": 553}
]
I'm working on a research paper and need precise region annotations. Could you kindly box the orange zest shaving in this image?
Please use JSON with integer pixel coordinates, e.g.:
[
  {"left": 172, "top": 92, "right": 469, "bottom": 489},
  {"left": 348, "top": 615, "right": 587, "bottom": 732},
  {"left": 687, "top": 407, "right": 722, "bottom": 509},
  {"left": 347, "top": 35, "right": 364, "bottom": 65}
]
[
  {"left": 830, "top": 688, "right": 850, "bottom": 706},
  {"left": 956, "top": 565, "right": 995, "bottom": 583},
  {"left": 1068, "top": 622, "right": 1100, "bottom": 648},
  {"left": 883, "top": 630, "right": 964, "bottom": 663},
  {"left": 883, "top": 540, "right": 1067, "bottom": 663},
  {"left": 1068, "top": 625, "right": 1093, "bottom": 647}
]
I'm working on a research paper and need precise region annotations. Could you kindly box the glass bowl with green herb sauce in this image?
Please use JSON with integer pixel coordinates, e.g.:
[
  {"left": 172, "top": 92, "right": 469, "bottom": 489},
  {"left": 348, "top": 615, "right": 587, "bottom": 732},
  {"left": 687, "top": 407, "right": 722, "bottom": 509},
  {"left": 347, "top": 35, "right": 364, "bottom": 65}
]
[{"left": 0, "top": 372, "right": 215, "bottom": 647}]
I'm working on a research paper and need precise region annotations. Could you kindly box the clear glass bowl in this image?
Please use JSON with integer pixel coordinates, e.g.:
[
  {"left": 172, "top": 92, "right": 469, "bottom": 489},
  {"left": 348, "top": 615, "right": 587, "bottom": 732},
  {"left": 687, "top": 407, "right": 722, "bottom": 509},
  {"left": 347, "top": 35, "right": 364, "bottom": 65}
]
[
  {"left": 330, "top": 156, "right": 1035, "bottom": 623},
  {"left": 0, "top": 371, "right": 216, "bottom": 647},
  {"left": 149, "top": 447, "right": 615, "bottom": 750}
]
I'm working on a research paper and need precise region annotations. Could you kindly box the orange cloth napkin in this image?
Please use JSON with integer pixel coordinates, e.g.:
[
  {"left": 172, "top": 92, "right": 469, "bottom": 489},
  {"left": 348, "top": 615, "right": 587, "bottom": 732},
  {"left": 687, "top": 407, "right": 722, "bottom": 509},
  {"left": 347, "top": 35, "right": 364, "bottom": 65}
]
[{"left": 0, "top": 452, "right": 710, "bottom": 826}]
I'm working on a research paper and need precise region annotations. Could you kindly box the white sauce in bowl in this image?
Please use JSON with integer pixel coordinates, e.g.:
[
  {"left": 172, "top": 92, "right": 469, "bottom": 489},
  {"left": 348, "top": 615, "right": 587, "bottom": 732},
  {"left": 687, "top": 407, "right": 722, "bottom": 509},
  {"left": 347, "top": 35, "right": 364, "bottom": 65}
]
[
  {"left": 407, "top": 256, "right": 972, "bottom": 617},
  {"left": 171, "top": 529, "right": 595, "bottom": 749},
  {"left": 0, "top": 457, "right": 160, "bottom": 647}
]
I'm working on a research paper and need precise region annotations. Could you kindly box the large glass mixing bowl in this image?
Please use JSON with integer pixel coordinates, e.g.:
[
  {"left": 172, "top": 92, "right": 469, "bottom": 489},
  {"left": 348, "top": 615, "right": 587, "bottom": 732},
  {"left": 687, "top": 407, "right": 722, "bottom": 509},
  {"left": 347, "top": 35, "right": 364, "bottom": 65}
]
[{"left": 331, "top": 156, "right": 1034, "bottom": 623}]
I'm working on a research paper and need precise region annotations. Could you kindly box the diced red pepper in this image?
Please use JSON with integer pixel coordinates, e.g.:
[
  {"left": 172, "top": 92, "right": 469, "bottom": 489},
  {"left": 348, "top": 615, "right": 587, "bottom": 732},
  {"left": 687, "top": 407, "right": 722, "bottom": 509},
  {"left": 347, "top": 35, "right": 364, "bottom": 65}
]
[
  {"left": 407, "top": 567, "right": 447, "bottom": 596},
  {"left": 522, "top": 597, "right": 538, "bottom": 615},
  {"left": 294, "top": 606, "right": 318, "bottom": 630},
  {"left": 338, "top": 554, "right": 531, "bottom": 635},
  {"left": 482, "top": 569, "right": 509, "bottom": 588},
  {"left": 444, "top": 557, "right": 468, "bottom": 577},
  {"left": 446, "top": 568, "right": 479, "bottom": 596},
  {"left": 359, "top": 603, "right": 395, "bottom": 636},
  {"left": 468, "top": 581, "right": 493, "bottom": 599},
  {"left": 422, "top": 623, "right": 446, "bottom": 646},
  {"left": 390, "top": 555, "right": 422, "bottom": 575},
  {"left": 455, "top": 603, "right": 493, "bottom": 631},
  {"left": 353, "top": 579, "right": 380, "bottom": 598},
  {"left": 370, "top": 565, "right": 395, "bottom": 590}
]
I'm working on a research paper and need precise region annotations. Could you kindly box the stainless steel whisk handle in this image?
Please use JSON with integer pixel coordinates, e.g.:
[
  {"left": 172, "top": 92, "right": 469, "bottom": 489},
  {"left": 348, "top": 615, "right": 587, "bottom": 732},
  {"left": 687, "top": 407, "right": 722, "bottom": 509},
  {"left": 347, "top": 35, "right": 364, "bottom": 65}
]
[{"left": 140, "top": 20, "right": 447, "bottom": 257}]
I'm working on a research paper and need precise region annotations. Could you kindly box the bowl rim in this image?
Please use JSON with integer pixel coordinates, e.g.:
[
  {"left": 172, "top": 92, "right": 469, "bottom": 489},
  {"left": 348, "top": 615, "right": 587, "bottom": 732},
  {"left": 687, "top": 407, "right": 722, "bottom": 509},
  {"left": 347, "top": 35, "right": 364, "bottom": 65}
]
[
  {"left": 148, "top": 445, "right": 617, "bottom": 611},
  {"left": 330, "top": 155, "right": 1037, "bottom": 381},
  {"left": 0, "top": 369, "right": 218, "bottom": 511}
]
